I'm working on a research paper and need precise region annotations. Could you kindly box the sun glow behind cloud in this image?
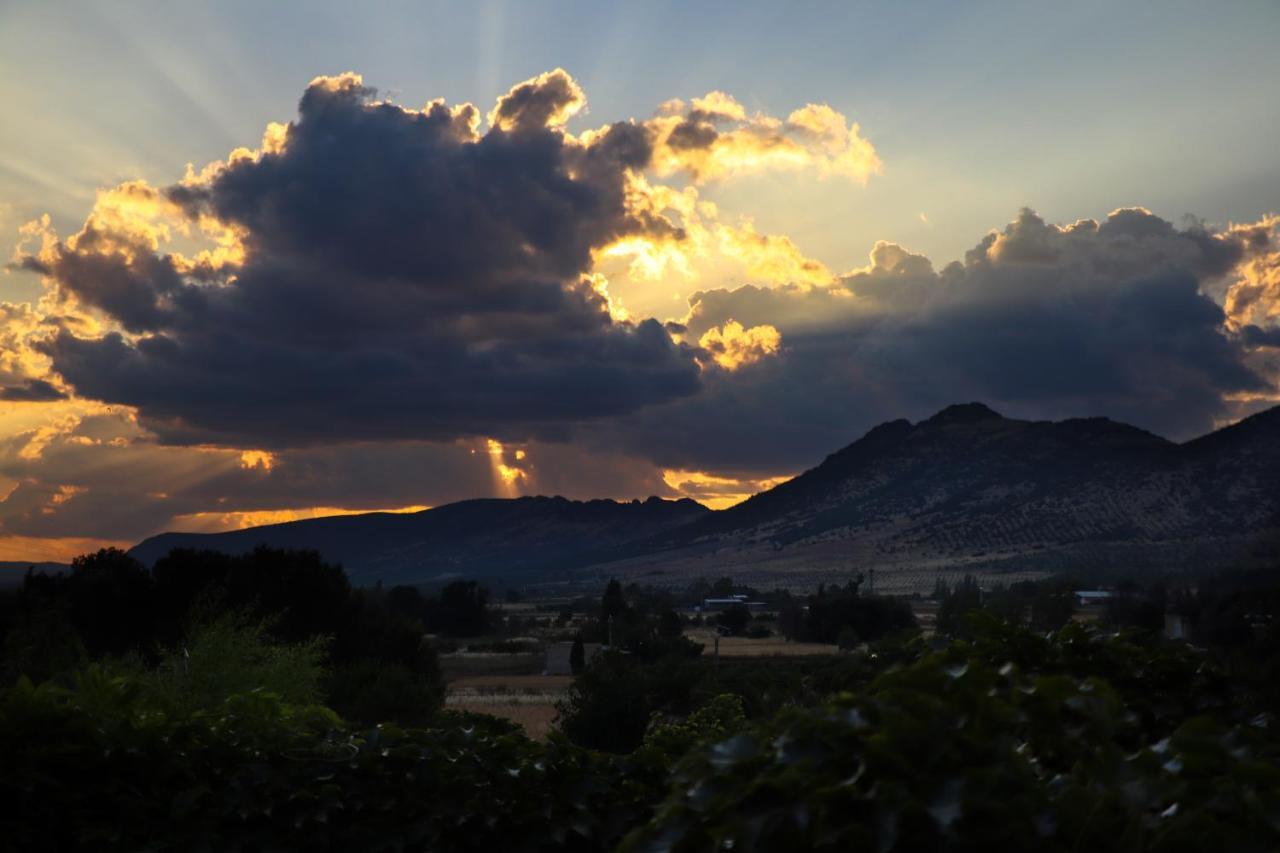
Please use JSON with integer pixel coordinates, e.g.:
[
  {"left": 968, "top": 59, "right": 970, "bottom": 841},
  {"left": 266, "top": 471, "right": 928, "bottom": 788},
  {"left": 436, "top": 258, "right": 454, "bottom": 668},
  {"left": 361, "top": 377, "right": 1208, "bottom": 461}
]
[
  {"left": 0, "top": 57, "right": 1278, "bottom": 565},
  {"left": 660, "top": 469, "right": 789, "bottom": 510},
  {"left": 485, "top": 438, "right": 528, "bottom": 496}
]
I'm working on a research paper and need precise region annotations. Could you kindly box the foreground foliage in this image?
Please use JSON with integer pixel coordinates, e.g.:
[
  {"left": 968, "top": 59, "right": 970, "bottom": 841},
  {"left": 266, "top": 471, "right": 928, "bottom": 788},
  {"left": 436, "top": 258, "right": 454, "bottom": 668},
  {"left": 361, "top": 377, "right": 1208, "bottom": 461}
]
[
  {"left": 0, "top": 672, "right": 646, "bottom": 852},
  {"left": 4, "top": 617, "right": 1279, "bottom": 851}
]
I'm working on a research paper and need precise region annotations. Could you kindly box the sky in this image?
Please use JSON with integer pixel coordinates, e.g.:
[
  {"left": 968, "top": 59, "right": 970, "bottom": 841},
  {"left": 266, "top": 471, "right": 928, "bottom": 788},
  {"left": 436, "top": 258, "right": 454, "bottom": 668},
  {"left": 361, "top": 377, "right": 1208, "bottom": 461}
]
[{"left": 0, "top": 1, "right": 1278, "bottom": 561}]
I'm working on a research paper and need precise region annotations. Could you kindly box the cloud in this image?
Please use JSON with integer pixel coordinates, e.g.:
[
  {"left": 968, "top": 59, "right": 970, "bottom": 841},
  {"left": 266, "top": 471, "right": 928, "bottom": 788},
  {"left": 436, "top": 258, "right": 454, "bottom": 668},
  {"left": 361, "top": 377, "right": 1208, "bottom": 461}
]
[
  {"left": 1223, "top": 215, "right": 1280, "bottom": 330},
  {"left": 0, "top": 379, "right": 67, "bottom": 402},
  {"left": 596, "top": 208, "right": 1278, "bottom": 475},
  {"left": 11, "top": 71, "right": 884, "bottom": 456},
  {"left": 5, "top": 66, "right": 1279, "bottom": 556},
  {"left": 1243, "top": 325, "right": 1280, "bottom": 348},
  {"left": 646, "top": 93, "right": 882, "bottom": 184},
  {"left": 0, "top": 407, "right": 678, "bottom": 543},
  {"left": 22, "top": 71, "right": 708, "bottom": 448},
  {"left": 697, "top": 320, "right": 782, "bottom": 370},
  {"left": 488, "top": 68, "right": 586, "bottom": 132}
]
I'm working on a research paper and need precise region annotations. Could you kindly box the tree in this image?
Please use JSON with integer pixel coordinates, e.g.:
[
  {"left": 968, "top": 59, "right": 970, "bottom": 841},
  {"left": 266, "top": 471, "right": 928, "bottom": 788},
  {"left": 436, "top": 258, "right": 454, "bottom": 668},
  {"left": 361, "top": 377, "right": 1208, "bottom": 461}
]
[
  {"left": 716, "top": 605, "right": 751, "bottom": 637},
  {"left": 429, "top": 580, "right": 490, "bottom": 637},
  {"left": 935, "top": 574, "right": 983, "bottom": 637},
  {"left": 601, "top": 579, "right": 628, "bottom": 623},
  {"left": 797, "top": 585, "right": 916, "bottom": 644},
  {"left": 385, "top": 585, "right": 427, "bottom": 623},
  {"left": 63, "top": 548, "right": 156, "bottom": 657},
  {"left": 569, "top": 636, "right": 586, "bottom": 675},
  {"left": 1, "top": 600, "right": 86, "bottom": 684},
  {"left": 152, "top": 547, "right": 356, "bottom": 647},
  {"left": 1030, "top": 584, "right": 1075, "bottom": 631},
  {"left": 656, "top": 609, "right": 684, "bottom": 640},
  {"left": 779, "top": 601, "right": 805, "bottom": 640}
]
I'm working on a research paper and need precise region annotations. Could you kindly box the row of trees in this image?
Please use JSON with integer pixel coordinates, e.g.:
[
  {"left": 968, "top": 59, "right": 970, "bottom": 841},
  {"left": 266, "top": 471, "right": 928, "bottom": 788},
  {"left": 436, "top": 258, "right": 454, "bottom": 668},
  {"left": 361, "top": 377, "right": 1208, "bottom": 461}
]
[
  {"left": 777, "top": 575, "right": 916, "bottom": 646},
  {"left": 0, "top": 546, "right": 466, "bottom": 725}
]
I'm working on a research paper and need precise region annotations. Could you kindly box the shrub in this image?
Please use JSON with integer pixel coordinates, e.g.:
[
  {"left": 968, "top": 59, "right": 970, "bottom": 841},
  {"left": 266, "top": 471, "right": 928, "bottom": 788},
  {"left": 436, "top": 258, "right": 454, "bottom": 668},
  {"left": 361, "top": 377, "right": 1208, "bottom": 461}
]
[
  {"left": 134, "top": 610, "right": 328, "bottom": 714},
  {"left": 326, "top": 658, "right": 444, "bottom": 727},
  {"left": 0, "top": 673, "right": 649, "bottom": 853},
  {"left": 622, "top": 646, "right": 1280, "bottom": 852},
  {"left": 716, "top": 604, "right": 752, "bottom": 636},
  {"left": 556, "top": 650, "right": 704, "bottom": 753}
]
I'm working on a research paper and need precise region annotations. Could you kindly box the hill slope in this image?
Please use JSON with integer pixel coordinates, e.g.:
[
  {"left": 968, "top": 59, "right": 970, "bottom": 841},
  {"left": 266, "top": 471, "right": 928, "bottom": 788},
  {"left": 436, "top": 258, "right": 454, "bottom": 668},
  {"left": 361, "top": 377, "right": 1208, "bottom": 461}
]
[
  {"left": 607, "top": 403, "right": 1280, "bottom": 588},
  {"left": 130, "top": 496, "right": 710, "bottom": 586},
  {"left": 131, "top": 404, "right": 1280, "bottom": 590}
]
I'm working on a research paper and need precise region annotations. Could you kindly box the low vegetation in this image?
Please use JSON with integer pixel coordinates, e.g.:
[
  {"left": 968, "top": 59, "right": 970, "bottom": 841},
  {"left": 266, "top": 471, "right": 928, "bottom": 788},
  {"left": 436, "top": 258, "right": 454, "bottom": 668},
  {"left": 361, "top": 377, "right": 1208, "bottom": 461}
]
[{"left": 1, "top": 547, "right": 1278, "bottom": 850}]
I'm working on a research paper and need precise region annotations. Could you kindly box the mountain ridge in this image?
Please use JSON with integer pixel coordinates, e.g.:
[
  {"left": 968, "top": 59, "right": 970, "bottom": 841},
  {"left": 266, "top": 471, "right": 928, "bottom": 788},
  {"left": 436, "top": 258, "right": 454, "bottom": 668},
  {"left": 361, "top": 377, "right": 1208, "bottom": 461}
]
[{"left": 130, "top": 404, "right": 1280, "bottom": 590}]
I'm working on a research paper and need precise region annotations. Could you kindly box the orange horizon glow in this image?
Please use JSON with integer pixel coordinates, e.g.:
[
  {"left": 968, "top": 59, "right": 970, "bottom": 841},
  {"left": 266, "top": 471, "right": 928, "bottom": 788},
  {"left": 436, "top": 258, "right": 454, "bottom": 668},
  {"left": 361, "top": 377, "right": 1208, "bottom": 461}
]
[
  {"left": 169, "top": 503, "right": 432, "bottom": 533},
  {"left": 0, "top": 535, "right": 133, "bottom": 564}
]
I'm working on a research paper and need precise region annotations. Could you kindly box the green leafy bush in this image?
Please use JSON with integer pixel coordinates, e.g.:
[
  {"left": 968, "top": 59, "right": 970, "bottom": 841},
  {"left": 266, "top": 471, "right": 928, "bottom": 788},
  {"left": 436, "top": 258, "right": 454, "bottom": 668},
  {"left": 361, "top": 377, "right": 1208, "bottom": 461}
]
[
  {"left": 326, "top": 657, "right": 444, "bottom": 726},
  {"left": 623, "top": 647, "right": 1280, "bottom": 852},
  {"left": 0, "top": 672, "right": 651, "bottom": 853},
  {"left": 130, "top": 611, "right": 328, "bottom": 714}
]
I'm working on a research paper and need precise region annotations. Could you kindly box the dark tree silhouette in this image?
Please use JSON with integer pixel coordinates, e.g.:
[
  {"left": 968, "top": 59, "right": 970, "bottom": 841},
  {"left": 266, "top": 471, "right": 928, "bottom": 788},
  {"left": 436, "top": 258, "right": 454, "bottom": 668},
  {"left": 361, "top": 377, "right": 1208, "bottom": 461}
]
[{"left": 428, "top": 580, "right": 490, "bottom": 637}]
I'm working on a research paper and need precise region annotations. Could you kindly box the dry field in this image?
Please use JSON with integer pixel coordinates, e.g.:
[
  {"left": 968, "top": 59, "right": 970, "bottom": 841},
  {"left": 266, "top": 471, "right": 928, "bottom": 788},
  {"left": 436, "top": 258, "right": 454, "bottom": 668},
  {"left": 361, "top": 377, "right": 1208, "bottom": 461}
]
[
  {"left": 450, "top": 674, "right": 573, "bottom": 691},
  {"left": 684, "top": 629, "right": 837, "bottom": 657},
  {"left": 447, "top": 701, "right": 560, "bottom": 740},
  {"left": 444, "top": 657, "right": 569, "bottom": 740},
  {"left": 438, "top": 652, "right": 543, "bottom": 680}
]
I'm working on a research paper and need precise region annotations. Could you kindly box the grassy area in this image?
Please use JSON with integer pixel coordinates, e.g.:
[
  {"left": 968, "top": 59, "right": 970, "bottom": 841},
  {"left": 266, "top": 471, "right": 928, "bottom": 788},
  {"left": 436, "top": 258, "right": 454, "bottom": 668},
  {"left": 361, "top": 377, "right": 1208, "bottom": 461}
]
[
  {"left": 438, "top": 651, "right": 544, "bottom": 679},
  {"left": 443, "top": 652, "right": 566, "bottom": 740},
  {"left": 685, "top": 628, "right": 837, "bottom": 657}
]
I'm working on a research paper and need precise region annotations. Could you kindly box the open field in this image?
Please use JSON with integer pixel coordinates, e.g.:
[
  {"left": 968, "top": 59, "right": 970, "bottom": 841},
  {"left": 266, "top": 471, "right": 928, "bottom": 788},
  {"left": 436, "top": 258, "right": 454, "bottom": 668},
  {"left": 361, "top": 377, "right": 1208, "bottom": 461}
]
[
  {"left": 684, "top": 629, "right": 837, "bottom": 657},
  {"left": 444, "top": 657, "right": 568, "bottom": 740},
  {"left": 438, "top": 651, "right": 543, "bottom": 680},
  {"left": 445, "top": 701, "right": 560, "bottom": 740},
  {"left": 449, "top": 674, "right": 573, "bottom": 691}
]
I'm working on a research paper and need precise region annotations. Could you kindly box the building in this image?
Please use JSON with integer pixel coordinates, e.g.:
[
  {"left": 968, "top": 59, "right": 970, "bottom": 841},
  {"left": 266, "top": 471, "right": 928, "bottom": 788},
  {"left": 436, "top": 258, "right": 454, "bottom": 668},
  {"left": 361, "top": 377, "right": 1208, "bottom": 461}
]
[
  {"left": 1073, "top": 590, "right": 1115, "bottom": 607},
  {"left": 1164, "top": 612, "right": 1191, "bottom": 640},
  {"left": 699, "top": 595, "right": 766, "bottom": 612}
]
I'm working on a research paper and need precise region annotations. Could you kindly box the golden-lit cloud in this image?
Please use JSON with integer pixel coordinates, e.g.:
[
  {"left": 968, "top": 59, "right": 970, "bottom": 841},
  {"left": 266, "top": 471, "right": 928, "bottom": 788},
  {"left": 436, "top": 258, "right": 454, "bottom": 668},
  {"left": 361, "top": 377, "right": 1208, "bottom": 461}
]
[
  {"left": 646, "top": 92, "right": 882, "bottom": 185},
  {"left": 488, "top": 68, "right": 586, "bottom": 131},
  {"left": 717, "top": 220, "right": 834, "bottom": 287},
  {"left": 596, "top": 172, "right": 835, "bottom": 320},
  {"left": 4, "top": 66, "right": 1279, "bottom": 567},
  {"left": 169, "top": 503, "right": 430, "bottom": 533},
  {"left": 660, "top": 468, "right": 789, "bottom": 510},
  {"left": 485, "top": 438, "right": 529, "bottom": 496},
  {"left": 238, "top": 449, "right": 276, "bottom": 471},
  {"left": 1223, "top": 215, "right": 1280, "bottom": 329},
  {"left": 698, "top": 319, "right": 782, "bottom": 370}
]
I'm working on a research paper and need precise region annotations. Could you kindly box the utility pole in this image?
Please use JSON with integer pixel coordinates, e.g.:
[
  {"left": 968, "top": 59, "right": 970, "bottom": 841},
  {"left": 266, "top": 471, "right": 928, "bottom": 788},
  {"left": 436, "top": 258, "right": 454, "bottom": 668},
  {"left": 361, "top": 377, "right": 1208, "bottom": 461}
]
[{"left": 608, "top": 614, "right": 614, "bottom": 648}]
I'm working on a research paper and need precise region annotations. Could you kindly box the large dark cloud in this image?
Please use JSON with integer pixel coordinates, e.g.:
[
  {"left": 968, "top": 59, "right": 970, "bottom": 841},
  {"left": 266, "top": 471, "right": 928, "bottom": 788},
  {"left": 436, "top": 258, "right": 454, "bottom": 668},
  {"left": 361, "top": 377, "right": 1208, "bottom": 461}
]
[
  {"left": 597, "top": 208, "right": 1277, "bottom": 475},
  {"left": 12, "top": 67, "right": 1280, "bottom": 504},
  {"left": 34, "top": 71, "right": 699, "bottom": 448}
]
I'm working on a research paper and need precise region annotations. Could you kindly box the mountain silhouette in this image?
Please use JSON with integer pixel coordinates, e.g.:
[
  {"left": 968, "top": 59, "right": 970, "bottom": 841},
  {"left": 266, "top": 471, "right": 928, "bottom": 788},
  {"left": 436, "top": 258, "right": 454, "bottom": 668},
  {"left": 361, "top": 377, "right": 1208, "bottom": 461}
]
[
  {"left": 130, "top": 496, "right": 709, "bottom": 586},
  {"left": 131, "top": 404, "right": 1280, "bottom": 589}
]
